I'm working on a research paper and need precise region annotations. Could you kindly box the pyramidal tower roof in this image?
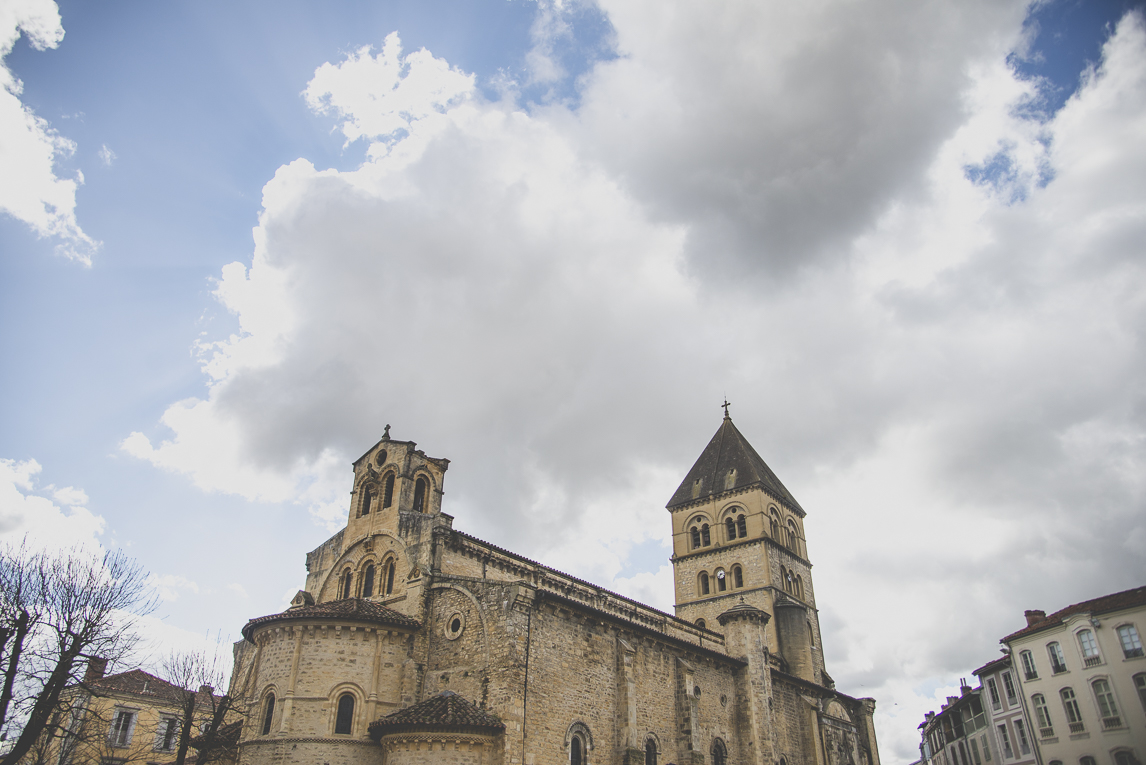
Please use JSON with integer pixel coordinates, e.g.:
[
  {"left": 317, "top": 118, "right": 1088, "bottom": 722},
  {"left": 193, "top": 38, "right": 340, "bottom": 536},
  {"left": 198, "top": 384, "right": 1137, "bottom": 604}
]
[{"left": 667, "top": 414, "right": 804, "bottom": 515}]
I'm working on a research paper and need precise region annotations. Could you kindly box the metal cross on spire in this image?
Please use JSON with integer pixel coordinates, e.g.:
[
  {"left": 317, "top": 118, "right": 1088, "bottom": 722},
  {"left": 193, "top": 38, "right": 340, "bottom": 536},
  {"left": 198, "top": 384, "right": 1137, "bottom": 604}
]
[{"left": 722, "top": 398, "right": 731, "bottom": 418}]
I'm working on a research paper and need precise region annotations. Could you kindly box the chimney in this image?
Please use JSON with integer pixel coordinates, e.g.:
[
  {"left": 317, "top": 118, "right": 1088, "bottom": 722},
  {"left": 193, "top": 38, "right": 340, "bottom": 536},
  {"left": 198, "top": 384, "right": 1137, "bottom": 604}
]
[
  {"left": 84, "top": 657, "right": 108, "bottom": 683},
  {"left": 960, "top": 678, "right": 972, "bottom": 695},
  {"left": 1024, "top": 609, "right": 1046, "bottom": 627}
]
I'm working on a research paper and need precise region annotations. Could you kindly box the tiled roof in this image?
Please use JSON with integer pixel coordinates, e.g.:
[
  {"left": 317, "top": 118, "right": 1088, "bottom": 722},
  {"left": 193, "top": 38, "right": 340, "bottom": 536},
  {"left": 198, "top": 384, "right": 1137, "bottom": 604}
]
[
  {"left": 972, "top": 655, "right": 1010, "bottom": 676},
  {"left": 368, "top": 691, "right": 505, "bottom": 739},
  {"left": 667, "top": 416, "right": 804, "bottom": 514},
  {"left": 242, "top": 598, "right": 420, "bottom": 641},
  {"left": 1002, "top": 585, "right": 1146, "bottom": 642},
  {"left": 87, "top": 670, "right": 188, "bottom": 704}
]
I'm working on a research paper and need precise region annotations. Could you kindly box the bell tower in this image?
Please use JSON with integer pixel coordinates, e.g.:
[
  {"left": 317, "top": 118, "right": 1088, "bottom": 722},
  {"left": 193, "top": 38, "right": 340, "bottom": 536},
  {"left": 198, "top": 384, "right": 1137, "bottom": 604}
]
[{"left": 669, "top": 407, "right": 827, "bottom": 683}]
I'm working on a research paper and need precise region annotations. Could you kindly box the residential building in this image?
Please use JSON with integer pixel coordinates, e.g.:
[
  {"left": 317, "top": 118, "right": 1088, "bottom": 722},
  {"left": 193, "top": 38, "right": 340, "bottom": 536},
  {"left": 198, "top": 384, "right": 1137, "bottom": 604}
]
[
  {"left": 32, "top": 659, "right": 224, "bottom": 765},
  {"left": 973, "top": 657, "right": 1038, "bottom": 765},
  {"left": 1002, "top": 587, "right": 1146, "bottom": 765},
  {"left": 920, "top": 681, "right": 999, "bottom": 765}
]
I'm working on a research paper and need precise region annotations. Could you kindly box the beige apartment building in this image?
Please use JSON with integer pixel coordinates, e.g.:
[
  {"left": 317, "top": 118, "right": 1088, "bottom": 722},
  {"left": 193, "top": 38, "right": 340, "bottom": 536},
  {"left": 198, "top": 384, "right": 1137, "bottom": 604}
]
[
  {"left": 1001, "top": 587, "right": 1146, "bottom": 765},
  {"left": 972, "top": 657, "right": 1037, "bottom": 765},
  {"left": 227, "top": 414, "right": 881, "bottom": 765}
]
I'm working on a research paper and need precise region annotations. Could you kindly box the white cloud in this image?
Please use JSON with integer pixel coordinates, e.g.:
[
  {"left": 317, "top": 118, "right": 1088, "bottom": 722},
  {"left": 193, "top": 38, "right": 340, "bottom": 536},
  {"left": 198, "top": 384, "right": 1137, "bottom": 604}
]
[
  {"left": 148, "top": 574, "right": 200, "bottom": 603},
  {"left": 0, "top": 458, "right": 105, "bottom": 550},
  {"left": 126, "top": 9, "right": 1146, "bottom": 762},
  {"left": 0, "top": 0, "right": 97, "bottom": 263},
  {"left": 98, "top": 143, "right": 115, "bottom": 166}
]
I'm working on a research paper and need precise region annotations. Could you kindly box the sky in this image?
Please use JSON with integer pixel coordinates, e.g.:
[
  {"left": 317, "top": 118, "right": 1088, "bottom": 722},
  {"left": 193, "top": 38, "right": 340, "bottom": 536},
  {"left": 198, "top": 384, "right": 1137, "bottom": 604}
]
[{"left": 2, "top": 0, "right": 1146, "bottom": 760}]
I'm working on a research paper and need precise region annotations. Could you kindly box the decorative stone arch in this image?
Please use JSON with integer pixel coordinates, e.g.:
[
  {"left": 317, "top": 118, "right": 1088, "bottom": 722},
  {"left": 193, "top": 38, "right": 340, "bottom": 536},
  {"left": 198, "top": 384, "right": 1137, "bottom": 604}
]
[
  {"left": 643, "top": 733, "right": 661, "bottom": 765},
  {"left": 379, "top": 553, "right": 399, "bottom": 597},
  {"left": 565, "top": 721, "right": 593, "bottom": 765},
  {"left": 357, "top": 557, "right": 379, "bottom": 598},
  {"left": 257, "top": 684, "right": 280, "bottom": 736},
  {"left": 355, "top": 475, "right": 380, "bottom": 517},
  {"left": 408, "top": 468, "right": 437, "bottom": 513},
  {"left": 730, "top": 562, "right": 744, "bottom": 589},
  {"left": 697, "top": 570, "right": 710, "bottom": 596},
  {"left": 327, "top": 682, "right": 366, "bottom": 737},
  {"left": 825, "top": 699, "right": 852, "bottom": 722},
  {"left": 768, "top": 506, "right": 782, "bottom": 539},
  {"left": 711, "top": 736, "right": 728, "bottom": 765},
  {"left": 380, "top": 469, "right": 398, "bottom": 509}
]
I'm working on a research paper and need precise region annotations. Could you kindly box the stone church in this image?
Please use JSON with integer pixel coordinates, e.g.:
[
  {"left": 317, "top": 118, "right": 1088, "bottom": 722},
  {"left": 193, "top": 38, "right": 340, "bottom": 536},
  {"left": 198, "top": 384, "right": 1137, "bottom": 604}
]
[{"left": 229, "top": 414, "right": 880, "bottom": 765}]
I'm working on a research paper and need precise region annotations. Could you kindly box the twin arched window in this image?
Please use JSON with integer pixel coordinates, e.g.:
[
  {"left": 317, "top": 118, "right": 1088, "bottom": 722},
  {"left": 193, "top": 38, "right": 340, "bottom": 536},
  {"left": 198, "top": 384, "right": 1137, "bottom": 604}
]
[
  {"left": 769, "top": 509, "right": 780, "bottom": 539},
  {"left": 690, "top": 523, "right": 711, "bottom": 549},
  {"left": 698, "top": 566, "right": 744, "bottom": 596},
  {"left": 339, "top": 569, "right": 353, "bottom": 600},
  {"left": 786, "top": 519, "right": 801, "bottom": 555},
  {"left": 361, "top": 486, "right": 373, "bottom": 516},
  {"left": 724, "top": 513, "right": 748, "bottom": 541},
  {"left": 382, "top": 558, "right": 396, "bottom": 595},
  {"left": 334, "top": 693, "right": 355, "bottom": 734}
]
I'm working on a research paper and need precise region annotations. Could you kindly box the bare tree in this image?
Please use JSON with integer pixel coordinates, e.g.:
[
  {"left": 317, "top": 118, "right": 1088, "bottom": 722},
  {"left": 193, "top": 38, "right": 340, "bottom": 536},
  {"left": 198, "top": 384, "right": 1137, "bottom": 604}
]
[
  {"left": 0, "top": 545, "right": 154, "bottom": 765},
  {"left": 159, "top": 649, "right": 234, "bottom": 765}
]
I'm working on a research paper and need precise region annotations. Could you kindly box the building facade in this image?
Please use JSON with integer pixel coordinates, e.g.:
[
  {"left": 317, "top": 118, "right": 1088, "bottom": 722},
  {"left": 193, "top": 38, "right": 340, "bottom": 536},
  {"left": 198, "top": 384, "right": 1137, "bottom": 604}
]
[
  {"left": 919, "top": 682, "right": 998, "bottom": 765},
  {"left": 228, "top": 415, "right": 881, "bottom": 765},
  {"left": 972, "top": 658, "right": 1037, "bottom": 765},
  {"left": 33, "top": 660, "right": 223, "bottom": 765},
  {"left": 1001, "top": 588, "right": 1146, "bottom": 765}
]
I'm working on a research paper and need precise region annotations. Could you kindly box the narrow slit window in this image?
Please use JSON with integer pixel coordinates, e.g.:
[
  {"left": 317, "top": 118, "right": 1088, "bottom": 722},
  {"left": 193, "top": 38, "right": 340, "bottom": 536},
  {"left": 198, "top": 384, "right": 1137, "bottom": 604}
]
[
  {"left": 383, "top": 473, "right": 395, "bottom": 508},
  {"left": 726, "top": 517, "right": 736, "bottom": 540},
  {"left": 362, "top": 565, "right": 375, "bottom": 598},
  {"left": 334, "top": 693, "right": 355, "bottom": 735},
  {"left": 261, "top": 694, "right": 275, "bottom": 735},
  {"left": 737, "top": 514, "right": 747, "bottom": 538},
  {"left": 414, "top": 476, "right": 428, "bottom": 512},
  {"left": 361, "top": 486, "right": 372, "bottom": 516},
  {"left": 699, "top": 572, "right": 710, "bottom": 596}
]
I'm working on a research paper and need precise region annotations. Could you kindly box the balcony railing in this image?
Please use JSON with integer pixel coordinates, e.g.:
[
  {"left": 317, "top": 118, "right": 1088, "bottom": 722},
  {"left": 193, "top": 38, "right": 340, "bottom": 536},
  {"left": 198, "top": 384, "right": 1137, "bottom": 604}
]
[
  {"left": 1068, "top": 722, "right": 1085, "bottom": 734},
  {"left": 1050, "top": 662, "right": 1067, "bottom": 674},
  {"left": 1124, "top": 647, "right": 1144, "bottom": 658},
  {"left": 1083, "top": 655, "right": 1102, "bottom": 668},
  {"left": 1039, "top": 727, "right": 1054, "bottom": 739},
  {"left": 1024, "top": 670, "right": 1038, "bottom": 680},
  {"left": 1101, "top": 716, "right": 1123, "bottom": 730}
]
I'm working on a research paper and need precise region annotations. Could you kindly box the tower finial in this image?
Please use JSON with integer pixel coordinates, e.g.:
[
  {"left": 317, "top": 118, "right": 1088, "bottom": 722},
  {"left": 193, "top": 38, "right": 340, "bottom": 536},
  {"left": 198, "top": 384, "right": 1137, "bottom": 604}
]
[
  {"left": 383, "top": 424, "right": 391, "bottom": 440},
  {"left": 721, "top": 398, "right": 731, "bottom": 419}
]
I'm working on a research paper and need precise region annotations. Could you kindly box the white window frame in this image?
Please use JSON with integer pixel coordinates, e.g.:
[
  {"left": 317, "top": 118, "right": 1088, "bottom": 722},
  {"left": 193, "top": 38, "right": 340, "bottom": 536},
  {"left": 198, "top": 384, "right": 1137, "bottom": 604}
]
[
  {"left": 153, "top": 717, "right": 179, "bottom": 752},
  {"left": 1116, "top": 624, "right": 1143, "bottom": 659},
  {"left": 1046, "top": 642, "right": 1067, "bottom": 674},
  {"left": 109, "top": 708, "right": 137, "bottom": 748},
  {"left": 1076, "top": 628, "right": 1102, "bottom": 667}
]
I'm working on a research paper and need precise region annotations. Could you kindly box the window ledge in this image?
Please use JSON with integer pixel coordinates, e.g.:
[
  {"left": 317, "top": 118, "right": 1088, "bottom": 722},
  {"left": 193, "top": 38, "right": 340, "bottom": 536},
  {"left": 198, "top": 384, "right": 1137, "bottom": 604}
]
[{"left": 1069, "top": 732, "right": 1090, "bottom": 741}]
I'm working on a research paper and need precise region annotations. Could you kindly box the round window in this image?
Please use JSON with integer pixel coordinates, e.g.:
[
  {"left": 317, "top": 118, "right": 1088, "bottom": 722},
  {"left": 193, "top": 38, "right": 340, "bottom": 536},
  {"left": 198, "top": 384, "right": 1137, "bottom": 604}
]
[
  {"left": 376, "top": 450, "right": 388, "bottom": 466},
  {"left": 444, "top": 611, "right": 465, "bottom": 640}
]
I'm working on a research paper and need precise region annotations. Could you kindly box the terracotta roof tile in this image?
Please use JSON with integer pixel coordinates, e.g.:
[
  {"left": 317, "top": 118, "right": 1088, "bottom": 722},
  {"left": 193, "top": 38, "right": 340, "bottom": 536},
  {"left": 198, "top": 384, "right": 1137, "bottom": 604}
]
[
  {"left": 368, "top": 691, "right": 504, "bottom": 739},
  {"left": 1002, "top": 585, "right": 1146, "bottom": 643},
  {"left": 87, "top": 670, "right": 188, "bottom": 704},
  {"left": 242, "top": 598, "right": 420, "bottom": 641}
]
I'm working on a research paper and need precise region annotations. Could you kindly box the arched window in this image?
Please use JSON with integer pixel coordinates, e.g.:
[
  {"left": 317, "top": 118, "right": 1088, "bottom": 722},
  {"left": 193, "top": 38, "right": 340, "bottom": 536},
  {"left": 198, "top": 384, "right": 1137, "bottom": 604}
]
[
  {"left": 701, "top": 524, "right": 710, "bottom": 546},
  {"left": 1114, "top": 753, "right": 1136, "bottom": 765},
  {"left": 414, "top": 476, "right": 428, "bottom": 512},
  {"left": 1092, "top": 678, "right": 1120, "bottom": 725},
  {"left": 571, "top": 736, "right": 584, "bottom": 765},
  {"left": 711, "top": 738, "right": 727, "bottom": 765},
  {"left": 1060, "top": 688, "right": 1083, "bottom": 732},
  {"left": 726, "top": 517, "right": 737, "bottom": 541},
  {"left": 334, "top": 693, "right": 355, "bottom": 734},
  {"left": 769, "top": 509, "right": 780, "bottom": 539},
  {"left": 382, "top": 473, "right": 395, "bottom": 508},
  {"left": 1080, "top": 757, "right": 1097, "bottom": 765},
  {"left": 786, "top": 569, "right": 796, "bottom": 594},
  {"left": 796, "top": 574, "right": 804, "bottom": 600},
  {"left": 732, "top": 565, "right": 743, "bottom": 588},
  {"left": 1117, "top": 624, "right": 1143, "bottom": 658},
  {"left": 787, "top": 519, "right": 800, "bottom": 554},
  {"left": 699, "top": 572, "right": 710, "bottom": 596},
  {"left": 339, "top": 569, "right": 352, "bottom": 600},
  {"left": 383, "top": 559, "right": 396, "bottom": 595},
  {"left": 645, "top": 739, "right": 657, "bottom": 765},
  {"left": 691, "top": 527, "right": 701, "bottom": 549},
  {"left": 1135, "top": 672, "right": 1146, "bottom": 713},
  {"left": 1077, "top": 629, "right": 1100, "bottom": 666},
  {"left": 567, "top": 726, "right": 591, "bottom": 765},
  {"left": 261, "top": 693, "right": 275, "bottom": 735},
  {"left": 716, "top": 569, "right": 727, "bottom": 592},
  {"left": 1031, "top": 694, "right": 1052, "bottom": 735},
  {"left": 737, "top": 514, "right": 746, "bottom": 538},
  {"left": 361, "top": 565, "right": 375, "bottom": 598},
  {"left": 1020, "top": 650, "right": 1038, "bottom": 680},
  {"left": 1047, "top": 642, "right": 1067, "bottom": 673},
  {"left": 361, "top": 486, "right": 372, "bottom": 516}
]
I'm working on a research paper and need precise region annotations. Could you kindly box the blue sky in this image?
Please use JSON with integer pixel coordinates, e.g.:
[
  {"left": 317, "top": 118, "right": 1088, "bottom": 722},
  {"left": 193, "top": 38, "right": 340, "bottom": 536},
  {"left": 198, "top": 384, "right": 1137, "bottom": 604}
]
[{"left": 3, "top": 0, "right": 1146, "bottom": 760}]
